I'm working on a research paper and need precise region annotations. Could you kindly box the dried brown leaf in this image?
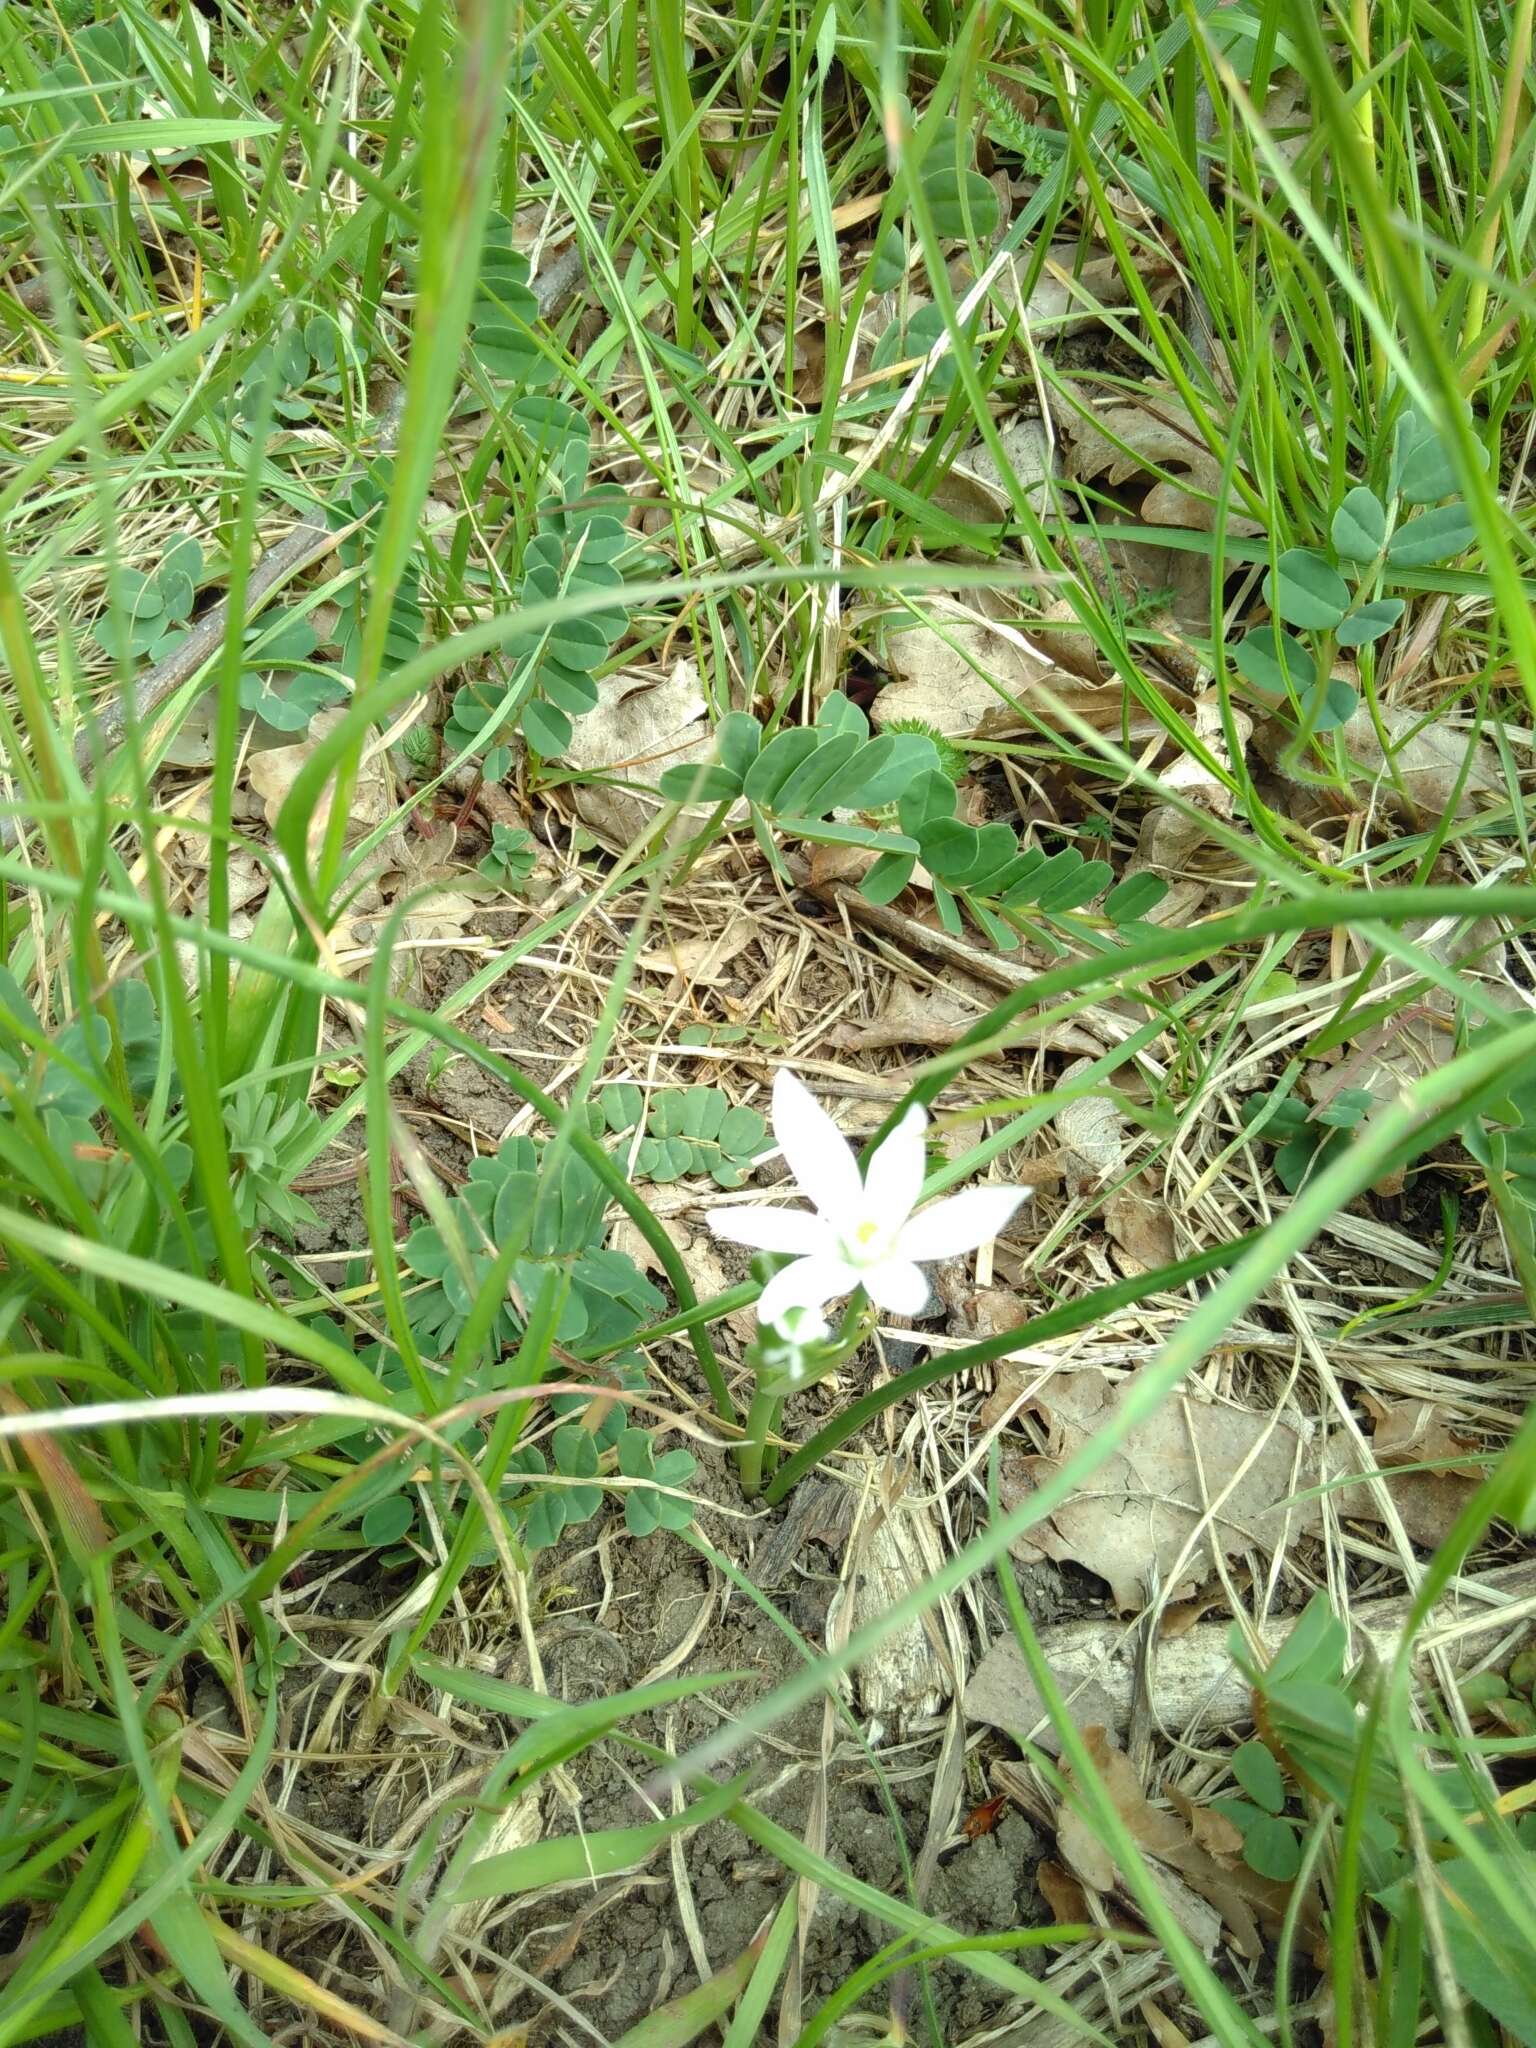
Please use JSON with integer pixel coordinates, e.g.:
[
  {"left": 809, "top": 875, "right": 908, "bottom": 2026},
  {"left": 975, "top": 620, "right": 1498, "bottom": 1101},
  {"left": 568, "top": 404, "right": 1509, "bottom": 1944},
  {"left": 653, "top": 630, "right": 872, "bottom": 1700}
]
[
  {"left": 555, "top": 659, "right": 713, "bottom": 845},
  {"left": 1104, "top": 1176, "right": 1177, "bottom": 1274},
  {"left": 938, "top": 414, "right": 1056, "bottom": 521},
  {"left": 1078, "top": 1728, "right": 1275, "bottom": 1959},
  {"left": 1338, "top": 705, "right": 1501, "bottom": 818},
  {"left": 246, "top": 708, "right": 393, "bottom": 850},
  {"left": 1054, "top": 1061, "right": 1126, "bottom": 1194},
  {"left": 1001, "top": 1368, "right": 1321, "bottom": 1609},
  {"left": 637, "top": 914, "right": 757, "bottom": 987},
  {"left": 868, "top": 598, "right": 1053, "bottom": 737},
  {"left": 1059, "top": 1730, "right": 1223, "bottom": 1957},
  {"left": 1060, "top": 388, "right": 1263, "bottom": 538},
  {"left": 1358, "top": 1393, "right": 1485, "bottom": 1549},
  {"left": 832, "top": 977, "right": 990, "bottom": 1053},
  {"left": 1037, "top": 1859, "right": 1093, "bottom": 1926},
  {"left": 1056, "top": 1803, "right": 1117, "bottom": 1893}
]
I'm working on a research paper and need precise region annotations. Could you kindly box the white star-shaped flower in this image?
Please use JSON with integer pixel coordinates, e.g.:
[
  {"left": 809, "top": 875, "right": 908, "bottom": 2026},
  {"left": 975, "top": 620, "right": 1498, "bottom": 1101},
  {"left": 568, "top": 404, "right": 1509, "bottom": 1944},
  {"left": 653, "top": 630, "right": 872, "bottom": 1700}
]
[{"left": 709, "top": 1071, "right": 1029, "bottom": 1329}]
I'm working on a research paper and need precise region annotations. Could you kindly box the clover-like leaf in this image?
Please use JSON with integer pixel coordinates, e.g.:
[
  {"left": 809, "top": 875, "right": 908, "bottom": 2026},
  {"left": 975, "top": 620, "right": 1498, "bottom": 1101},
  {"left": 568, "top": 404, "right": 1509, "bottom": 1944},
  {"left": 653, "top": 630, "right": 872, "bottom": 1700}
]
[
  {"left": 362, "top": 1495, "right": 416, "bottom": 1548},
  {"left": 870, "top": 222, "right": 907, "bottom": 291},
  {"left": 1233, "top": 627, "right": 1316, "bottom": 696},
  {"left": 1243, "top": 1815, "right": 1302, "bottom": 1882},
  {"left": 1386, "top": 503, "right": 1476, "bottom": 566},
  {"left": 552, "top": 1424, "right": 602, "bottom": 1523},
  {"left": 1389, "top": 406, "right": 1482, "bottom": 506},
  {"left": 870, "top": 301, "right": 960, "bottom": 397},
  {"left": 918, "top": 121, "right": 1001, "bottom": 240},
  {"left": 1314, "top": 678, "right": 1359, "bottom": 730},
  {"left": 1232, "top": 1739, "right": 1286, "bottom": 1815},
  {"left": 522, "top": 699, "right": 573, "bottom": 756},
  {"left": 1265, "top": 548, "right": 1350, "bottom": 630},
  {"left": 1331, "top": 485, "right": 1386, "bottom": 562},
  {"left": 1335, "top": 598, "right": 1405, "bottom": 648}
]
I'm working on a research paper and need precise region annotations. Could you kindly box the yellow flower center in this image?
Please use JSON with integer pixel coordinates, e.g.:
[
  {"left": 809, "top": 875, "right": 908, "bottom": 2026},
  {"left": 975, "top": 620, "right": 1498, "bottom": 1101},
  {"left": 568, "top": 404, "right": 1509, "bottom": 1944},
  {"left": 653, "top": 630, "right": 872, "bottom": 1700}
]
[{"left": 853, "top": 1218, "right": 881, "bottom": 1248}]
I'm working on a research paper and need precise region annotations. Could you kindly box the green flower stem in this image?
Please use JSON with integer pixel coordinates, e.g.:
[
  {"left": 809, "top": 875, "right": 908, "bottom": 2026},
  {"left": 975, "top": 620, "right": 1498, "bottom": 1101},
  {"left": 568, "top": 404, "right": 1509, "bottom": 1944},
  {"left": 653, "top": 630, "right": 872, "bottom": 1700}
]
[{"left": 738, "top": 1381, "right": 778, "bottom": 1499}]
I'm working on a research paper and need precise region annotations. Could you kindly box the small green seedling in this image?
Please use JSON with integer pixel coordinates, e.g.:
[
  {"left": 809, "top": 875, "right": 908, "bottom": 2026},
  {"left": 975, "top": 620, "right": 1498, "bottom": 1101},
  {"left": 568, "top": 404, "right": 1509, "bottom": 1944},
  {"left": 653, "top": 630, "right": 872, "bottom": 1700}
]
[
  {"left": 1235, "top": 405, "right": 1487, "bottom": 734},
  {"left": 617, "top": 1427, "right": 697, "bottom": 1537},
  {"left": 480, "top": 823, "right": 537, "bottom": 888},
  {"left": 599, "top": 1082, "right": 768, "bottom": 1188},
  {"left": 239, "top": 314, "right": 360, "bottom": 425},
  {"left": 1241, "top": 1085, "right": 1375, "bottom": 1195},
  {"left": 94, "top": 535, "right": 202, "bottom": 663},
  {"left": 224, "top": 1088, "right": 324, "bottom": 1242},
  {"left": 1211, "top": 1739, "right": 1303, "bottom": 1881}
]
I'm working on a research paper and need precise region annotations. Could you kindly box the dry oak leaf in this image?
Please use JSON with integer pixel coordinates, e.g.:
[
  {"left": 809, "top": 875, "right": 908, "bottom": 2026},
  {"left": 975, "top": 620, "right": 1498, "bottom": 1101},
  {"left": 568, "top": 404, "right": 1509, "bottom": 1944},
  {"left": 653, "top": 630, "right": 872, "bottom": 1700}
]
[
  {"left": 1000, "top": 1367, "right": 1321, "bottom": 1610},
  {"left": 246, "top": 707, "right": 393, "bottom": 850},
  {"left": 1340, "top": 704, "right": 1501, "bottom": 818},
  {"left": 867, "top": 596, "right": 1055, "bottom": 738},
  {"left": 1104, "top": 1175, "right": 1177, "bottom": 1273},
  {"left": 637, "top": 914, "right": 756, "bottom": 987},
  {"left": 1357, "top": 1392, "right": 1485, "bottom": 1550},
  {"left": 1059, "top": 387, "right": 1264, "bottom": 538},
  {"left": 553, "top": 659, "right": 714, "bottom": 846},
  {"left": 935, "top": 413, "right": 1056, "bottom": 523}
]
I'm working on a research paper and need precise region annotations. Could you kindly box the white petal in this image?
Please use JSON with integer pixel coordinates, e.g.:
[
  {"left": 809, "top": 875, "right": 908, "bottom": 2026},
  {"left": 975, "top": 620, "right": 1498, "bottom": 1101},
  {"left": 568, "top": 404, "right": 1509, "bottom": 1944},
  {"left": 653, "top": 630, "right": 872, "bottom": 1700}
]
[
  {"left": 861, "top": 1257, "right": 932, "bottom": 1316},
  {"left": 895, "top": 1185, "right": 1030, "bottom": 1263},
  {"left": 772, "top": 1069, "right": 862, "bottom": 1224},
  {"left": 861, "top": 1103, "right": 929, "bottom": 1242},
  {"left": 707, "top": 1206, "right": 828, "bottom": 1256},
  {"left": 777, "top": 1303, "right": 832, "bottom": 1346},
  {"left": 758, "top": 1253, "right": 859, "bottom": 1328}
]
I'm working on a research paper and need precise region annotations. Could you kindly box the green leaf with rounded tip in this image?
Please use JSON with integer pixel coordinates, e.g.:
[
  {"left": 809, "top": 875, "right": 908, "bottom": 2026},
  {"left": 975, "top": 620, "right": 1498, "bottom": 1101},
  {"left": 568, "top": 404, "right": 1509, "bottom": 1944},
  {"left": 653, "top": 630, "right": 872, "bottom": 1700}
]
[
  {"left": 1390, "top": 407, "right": 1484, "bottom": 505},
  {"left": 658, "top": 764, "right": 742, "bottom": 802},
  {"left": 861, "top": 850, "right": 917, "bottom": 903},
  {"left": 680, "top": 1086, "right": 726, "bottom": 1142},
  {"left": 521, "top": 699, "right": 572, "bottom": 756},
  {"left": 1265, "top": 549, "right": 1349, "bottom": 629},
  {"left": 816, "top": 693, "right": 868, "bottom": 740},
  {"left": 719, "top": 1105, "right": 767, "bottom": 1156},
  {"left": 716, "top": 711, "right": 762, "bottom": 778},
  {"left": 844, "top": 731, "right": 942, "bottom": 810},
  {"left": 1232, "top": 1739, "right": 1286, "bottom": 1814},
  {"left": 602, "top": 1083, "right": 644, "bottom": 1134},
  {"left": 362, "top": 1496, "right": 416, "bottom": 1547},
  {"left": 898, "top": 769, "right": 957, "bottom": 835},
  {"left": 1039, "top": 858, "right": 1113, "bottom": 913},
  {"left": 952, "top": 823, "right": 1019, "bottom": 891},
  {"left": 1331, "top": 485, "right": 1386, "bottom": 561},
  {"left": 870, "top": 302, "right": 959, "bottom": 395},
  {"left": 813, "top": 735, "right": 899, "bottom": 812},
  {"left": 1233, "top": 626, "right": 1317, "bottom": 697},
  {"left": 769, "top": 732, "right": 864, "bottom": 817},
  {"left": 1335, "top": 598, "right": 1405, "bottom": 648},
  {"left": 1242, "top": 1816, "right": 1301, "bottom": 1882},
  {"left": 916, "top": 818, "right": 981, "bottom": 876},
  {"left": 785, "top": 820, "right": 920, "bottom": 854},
  {"left": 1103, "top": 873, "right": 1169, "bottom": 924},
  {"left": 743, "top": 728, "right": 823, "bottom": 807},
  {"left": 1386, "top": 503, "right": 1476, "bottom": 566},
  {"left": 1314, "top": 678, "right": 1358, "bottom": 730},
  {"left": 922, "top": 160, "right": 1000, "bottom": 239},
  {"left": 870, "top": 222, "right": 907, "bottom": 291}
]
